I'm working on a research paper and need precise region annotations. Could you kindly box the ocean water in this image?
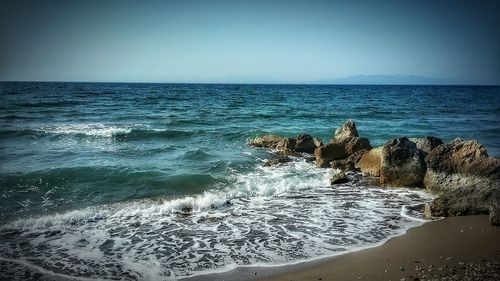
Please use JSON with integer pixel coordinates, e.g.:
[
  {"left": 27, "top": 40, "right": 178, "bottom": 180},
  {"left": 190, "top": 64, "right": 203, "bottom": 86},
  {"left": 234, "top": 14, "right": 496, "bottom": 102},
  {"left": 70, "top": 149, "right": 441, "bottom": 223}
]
[{"left": 0, "top": 82, "right": 499, "bottom": 280}]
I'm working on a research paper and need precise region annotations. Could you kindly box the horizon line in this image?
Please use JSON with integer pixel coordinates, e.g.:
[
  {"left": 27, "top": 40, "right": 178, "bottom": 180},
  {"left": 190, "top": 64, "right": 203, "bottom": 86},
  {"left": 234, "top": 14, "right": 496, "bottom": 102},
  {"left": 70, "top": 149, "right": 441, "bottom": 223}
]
[{"left": 1, "top": 80, "right": 499, "bottom": 87}]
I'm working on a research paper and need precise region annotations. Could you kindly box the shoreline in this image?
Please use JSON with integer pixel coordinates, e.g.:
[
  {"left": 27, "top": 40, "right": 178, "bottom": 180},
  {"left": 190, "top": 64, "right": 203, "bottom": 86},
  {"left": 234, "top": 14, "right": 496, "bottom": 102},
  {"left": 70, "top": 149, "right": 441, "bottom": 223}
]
[{"left": 190, "top": 215, "right": 499, "bottom": 281}]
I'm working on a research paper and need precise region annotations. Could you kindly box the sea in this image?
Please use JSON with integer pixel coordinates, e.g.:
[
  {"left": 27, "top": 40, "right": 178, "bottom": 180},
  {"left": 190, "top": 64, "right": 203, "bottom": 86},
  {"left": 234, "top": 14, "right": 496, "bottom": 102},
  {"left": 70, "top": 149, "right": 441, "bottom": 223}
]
[{"left": 0, "top": 82, "right": 499, "bottom": 280}]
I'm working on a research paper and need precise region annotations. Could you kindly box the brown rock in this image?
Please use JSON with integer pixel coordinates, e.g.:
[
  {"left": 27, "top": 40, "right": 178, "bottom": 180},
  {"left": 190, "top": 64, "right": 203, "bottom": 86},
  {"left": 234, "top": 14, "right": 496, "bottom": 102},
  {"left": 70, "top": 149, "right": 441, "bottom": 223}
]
[
  {"left": 331, "top": 149, "right": 369, "bottom": 172},
  {"left": 276, "top": 150, "right": 303, "bottom": 157},
  {"left": 409, "top": 136, "right": 443, "bottom": 156},
  {"left": 249, "top": 134, "right": 286, "bottom": 149},
  {"left": 294, "top": 134, "right": 318, "bottom": 153},
  {"left": 314, "top": 143, "right": 347, "bottom": 168},
  {"left": 332, "top": 119, "right": 359, "bottom": 144},
  {"left": 425, "top": 185, "right": 495, "bottom": 217},
  {"left": 344, "top": 137, "right": 372, "bottom": 155},
  {"left": 349, "top": 149, "right": 370, "bottom": 164},
  {"left": 330, "top": 120, "right": 372, "bottom": 158},
  {"left": 424, "top": 138, "right": 500, "bottom": 193},
  {"left": 330, "top": 172, "right": 349, "bottom": 185},
  {"left": 314, "top": 138, "right": 323, "bottom": 148},
  {"left": 275, "top": 134, "right": 318, "bottom": 154},
  {"left": 356, "top": 147, "right": 382, "bottom": 177},
  {"left": 263, "top": 156, "right": 291, "bottom": 167},
  {"left": 276, "top": 137, "right": 295, "bottom": 151},
  {"left": 423, "top": 138, "right": 500, "bottom": 220},
  {"left": 380, "top": 137, "right": 426, "bottom": 187},
  {"left": 331, "top": 160, "right": 355, "bottom": 171},
  {"left": 426, "top": 138, "right": 490, "bottom": 175}
]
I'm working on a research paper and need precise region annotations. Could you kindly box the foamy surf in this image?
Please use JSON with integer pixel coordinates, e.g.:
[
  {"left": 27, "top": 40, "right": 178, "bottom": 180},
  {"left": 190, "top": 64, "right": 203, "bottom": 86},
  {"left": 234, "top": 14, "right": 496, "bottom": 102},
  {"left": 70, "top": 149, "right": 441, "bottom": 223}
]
[
  {"left": 41, "top": 123, "right": 135, "bottom": 138},
  {"left": 0, "top": 159, "right": 435, "bottom": 280}
]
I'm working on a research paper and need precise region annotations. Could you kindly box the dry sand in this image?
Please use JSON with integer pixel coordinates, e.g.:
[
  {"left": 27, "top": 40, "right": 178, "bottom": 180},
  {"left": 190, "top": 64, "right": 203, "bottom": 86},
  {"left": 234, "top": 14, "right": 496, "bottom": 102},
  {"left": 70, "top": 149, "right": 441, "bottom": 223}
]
[{"left": 191, "top": 215, "right": 500, "bottom": 281}]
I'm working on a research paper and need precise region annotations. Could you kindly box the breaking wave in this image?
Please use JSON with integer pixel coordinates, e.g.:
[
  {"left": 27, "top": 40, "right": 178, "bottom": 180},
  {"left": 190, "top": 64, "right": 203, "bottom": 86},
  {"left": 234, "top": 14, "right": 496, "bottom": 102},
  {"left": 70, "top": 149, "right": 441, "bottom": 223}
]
[
  {"left": 0, "top": 123, "right": 199, "bottom": 140},
  {"left": 0, "top": 160, "right": 435, "bottom": 280}
]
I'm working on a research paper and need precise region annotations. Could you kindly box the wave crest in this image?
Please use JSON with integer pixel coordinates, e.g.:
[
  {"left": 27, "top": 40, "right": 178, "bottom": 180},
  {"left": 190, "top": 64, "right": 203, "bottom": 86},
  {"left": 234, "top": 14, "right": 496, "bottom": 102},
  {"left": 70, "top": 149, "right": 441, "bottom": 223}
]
[{"left": 41, "top": 123, "right": 133, "bottom": 138}]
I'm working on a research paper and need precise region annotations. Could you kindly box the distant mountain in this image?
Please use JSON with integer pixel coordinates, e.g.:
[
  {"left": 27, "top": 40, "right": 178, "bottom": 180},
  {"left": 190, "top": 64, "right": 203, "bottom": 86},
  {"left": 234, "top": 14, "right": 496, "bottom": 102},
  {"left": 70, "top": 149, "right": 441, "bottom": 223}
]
[{"left": 310, "top": 75, "right": 453, "bottom": 85}]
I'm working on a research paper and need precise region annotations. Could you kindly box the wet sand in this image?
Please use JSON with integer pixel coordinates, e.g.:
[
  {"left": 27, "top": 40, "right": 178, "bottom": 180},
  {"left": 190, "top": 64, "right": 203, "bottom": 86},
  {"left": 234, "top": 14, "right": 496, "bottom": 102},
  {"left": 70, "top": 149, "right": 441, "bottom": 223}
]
[
  {"left": 192, "top": 215, "right": 500, "bottom": 281},
  {"left": 256, "top": 215, "right": 500, "bottom": 281}
]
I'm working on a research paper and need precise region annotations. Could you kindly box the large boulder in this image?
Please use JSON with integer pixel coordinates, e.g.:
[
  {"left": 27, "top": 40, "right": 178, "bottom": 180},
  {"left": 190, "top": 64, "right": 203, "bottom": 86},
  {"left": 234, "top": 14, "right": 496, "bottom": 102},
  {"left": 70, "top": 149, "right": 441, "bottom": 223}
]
[
  {"left": 409, "top": 136, "right": 443, "bottom": 156},
  {"left": 331, "top": 119, "right": 359, "bottom": 144},
  {"left": 423, "top": 138, "right": 500, "bottom": 223},
  {"left": 423, "top": 138, "right": 500, "bottom": 193},
  {"left": 250, "top": 134, "right": 286, "bottom": 149},
  {"left": 380, "top": 137, "right": 426, "bottom": 187},
  {"left": 314, "top": 143, "right": 347, "bottom": 168},
  {"left": 424, "top": 184, "right": 495, "bottom": 217},
  {"left": 356, "top": 147, "right": 382, "bottom": 177}
]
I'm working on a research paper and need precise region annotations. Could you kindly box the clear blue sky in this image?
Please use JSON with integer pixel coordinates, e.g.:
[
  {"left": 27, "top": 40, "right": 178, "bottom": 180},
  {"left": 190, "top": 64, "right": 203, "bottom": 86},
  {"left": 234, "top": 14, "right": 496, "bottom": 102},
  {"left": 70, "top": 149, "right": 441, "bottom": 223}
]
[{"left": 1, "top": 0, "right": 499, "bottom": 84}]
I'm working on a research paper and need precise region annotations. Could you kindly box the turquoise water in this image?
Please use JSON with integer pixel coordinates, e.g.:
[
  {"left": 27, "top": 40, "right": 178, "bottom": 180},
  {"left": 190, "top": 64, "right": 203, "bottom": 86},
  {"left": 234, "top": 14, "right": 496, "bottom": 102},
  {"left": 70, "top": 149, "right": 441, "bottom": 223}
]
[{"left": 0, "top": 82, "right": 499, "bottom": 280}]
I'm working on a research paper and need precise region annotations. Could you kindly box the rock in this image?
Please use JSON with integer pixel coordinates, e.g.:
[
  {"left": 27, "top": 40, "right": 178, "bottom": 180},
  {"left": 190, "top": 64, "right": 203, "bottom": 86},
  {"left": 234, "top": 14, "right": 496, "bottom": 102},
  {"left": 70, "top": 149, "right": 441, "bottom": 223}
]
[
  {"left": 250, "top": 133, "right": 322, "bottom": 166},
  {"left": 331, "top": 149, "right": 369, "bottom": 172},
  {"left": 331, "top": 159, "right": 355, "bottom": 171},
  {"left": 424, "top": 138, "right": 500, "bottom": 219},
  {"left": 250, "top": 134, "right": 286, "bottom": 149},
  {"left": 263, "top": 156, "right": 291, "bottom": 167},
  {"left": 425, "top": 185, "right": 494, "bottom": 217},
  {"left": 344, "top": 137, "right": 372, "bottom": 155},
  {"left": 330, "top": 120, "right": 371, "bottom": 157},
  {"left": 356, "top": 147, "right": 382, "bottom": 177},
  {"left": 275, "top": 134, "right": 318, "bottom": 154},
  {"left": 423, "top": 138, "right": 500, "bottom": 193},
  {"left": 276, "top": 150, "right": 303, "bottom": 157},
  {"left": 314, "top": 138, "right": 324, "bottom": 148},
  {"left": 294, "top": 134, "right": 318, "bottom": 153},
  {"left": 409, "top": 136, "right": 443, "bottom": 156},
  {"left": 275, "top": 137, "right": 296, "bottom": 151},
  {"left": 351, "top": 172, "right": 382, "bottom": 187},
  {"left": 251, "top": 134, "right": 319, "bottom": 154},
  {"left": 380, "top": 137, "right": 426, "bottom": 187},
  {"left": 349, "top": 149, "right": 370, "bottom": 163},
  {"left": 332, "top": 119, "right": 359, "bottom": 144},
  {"left": 490, "top": 192, "right": 500, "bottom": 226},
  {"left": 314, "top": 143, "right": 347, "bottom": 168},
  {"left": 330, "top": 172, "right": 349, "bottom": 185},
  {"left": 315, "top": 158, "right": 330, "bottom": 169}
]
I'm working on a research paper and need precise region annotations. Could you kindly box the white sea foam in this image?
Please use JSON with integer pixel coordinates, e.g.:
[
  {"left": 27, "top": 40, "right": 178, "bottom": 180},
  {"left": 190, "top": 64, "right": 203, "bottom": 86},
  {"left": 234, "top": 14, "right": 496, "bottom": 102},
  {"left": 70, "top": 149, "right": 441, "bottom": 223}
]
[
  {"left": 41, "top": 123, "right": 135, "bottom": 138},
  {"left": 0, "top": 159, "right": 436, "bottom": 280}
]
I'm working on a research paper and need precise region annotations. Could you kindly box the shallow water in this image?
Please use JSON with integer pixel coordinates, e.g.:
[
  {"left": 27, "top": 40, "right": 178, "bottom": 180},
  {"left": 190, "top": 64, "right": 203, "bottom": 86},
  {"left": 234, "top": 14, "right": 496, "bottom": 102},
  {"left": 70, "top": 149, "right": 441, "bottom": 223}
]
[{"left": 0, "top": 82, "right": 498, "bottom": 280}]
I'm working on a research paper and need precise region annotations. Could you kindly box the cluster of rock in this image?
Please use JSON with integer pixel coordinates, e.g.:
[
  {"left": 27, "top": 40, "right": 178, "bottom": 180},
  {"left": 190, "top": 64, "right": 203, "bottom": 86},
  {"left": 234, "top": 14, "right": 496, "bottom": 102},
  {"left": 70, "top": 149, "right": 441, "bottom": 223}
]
[{"left": 250, "top": 120, "right": 500, "bottom": 226}]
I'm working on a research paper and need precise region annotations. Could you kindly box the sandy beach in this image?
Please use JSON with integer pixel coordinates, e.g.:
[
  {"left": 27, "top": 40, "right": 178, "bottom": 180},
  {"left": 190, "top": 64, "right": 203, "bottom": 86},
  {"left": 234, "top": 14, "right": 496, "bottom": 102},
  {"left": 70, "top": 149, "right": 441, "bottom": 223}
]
[{"left": 254, "top": 215, "right": 500, "bottom": 281}]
